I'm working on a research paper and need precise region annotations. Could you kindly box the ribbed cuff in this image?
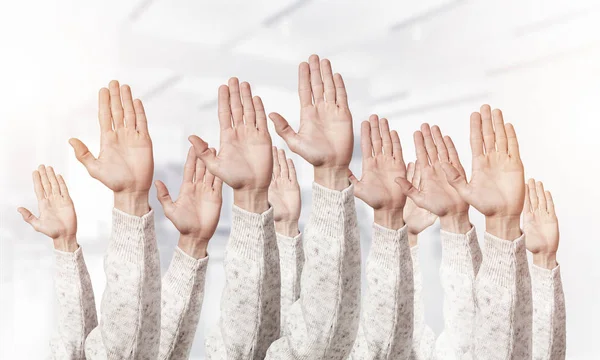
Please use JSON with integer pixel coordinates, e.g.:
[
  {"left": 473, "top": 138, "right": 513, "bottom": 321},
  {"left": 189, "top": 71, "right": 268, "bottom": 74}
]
[
  {"left": 371, "top": 223, "right": 409, "bottom": 270},
  {"left": 531, "top": 263, "right": 562, "bottom": 303},
  {"left": 310, "top": 182, "right": 355, "bottom": 238},
  {"left": 110, "top": 208, "right": 154, "bottom": 263},
  {"left": 410, "top": 245, "right": 420, "bottom": 269},
  {"left": 163, "top": 247, "right": 209, "bottom": 297},
  {"left": 481, "top": 231, "right": 527, "bottom": 288},
  {"left": 276, "top": 232, "right": 302, "bottom": 256},
  {"left": 228, "top": 205, "right": 276, "bottom": 260},
  {"left": 54, "top": 246, "right": 83, "bottom": 277},
  {"left": 440, "top": 226, "right": 481, "bottom": 275}
]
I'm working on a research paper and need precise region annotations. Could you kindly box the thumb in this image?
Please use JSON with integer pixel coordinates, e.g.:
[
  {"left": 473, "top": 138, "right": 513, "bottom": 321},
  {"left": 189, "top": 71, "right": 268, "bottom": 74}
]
[
  {"left": 395, "top": 177, "right": 426, "bottom": 207},
  {"left": 268, "top": 113, "right": 300, "bottom": 151},
  {"left": 440, "top": 162, "right": 471, "bottom": 199},
  {"left": 154, "top": 181, "right": 175, "bottom": 214},
  {"left": 17, "top": 207, "right": 41, "bottom": 231},
  {"left": 188, "top": 135, "right": 219, "bottom": 173},
  {"left": 68, "top": 138, "right": 98, "bottom": 174},
  {"left": 348, "top": 171, "right": 364, "bottom": 197}
]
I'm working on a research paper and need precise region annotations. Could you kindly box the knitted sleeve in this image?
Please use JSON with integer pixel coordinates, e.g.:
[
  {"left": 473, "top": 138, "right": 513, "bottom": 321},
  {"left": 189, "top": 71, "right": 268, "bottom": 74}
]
[
  {"left": 349, "top": 224, "right": 414, "bottom": 360},
  {"left": 49, "top": 247, "right": 98, "bottom": 360},
  {"left": 531, "top": 264, "right": 566, "bottom": 360},
  {"left": 84, "top": 208, "right": 161, "bottom": 359},
  {"left": 205, "top": 206, "right": 280, "bottom": 360},
  {"left": 265, "top": 183, "right": 361, "bottom": 360},
  {"left": 409, "top": 244, "right": 435, "bottom": 360},
  {"left": 276, "top": 232, "right": 304, "bottom": 338}
]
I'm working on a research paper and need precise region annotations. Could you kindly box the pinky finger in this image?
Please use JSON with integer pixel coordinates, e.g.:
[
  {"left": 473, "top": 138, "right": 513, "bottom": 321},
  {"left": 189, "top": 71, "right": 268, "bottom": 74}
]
[
  {"left": 214, "top": 177, "right": 224, "bottom": 194},
  {"left": 57, "top": 175, "right": 70, "bottom": 198},
  {"left": 545, "top": 191, "right": 555, "bottom": 214}
]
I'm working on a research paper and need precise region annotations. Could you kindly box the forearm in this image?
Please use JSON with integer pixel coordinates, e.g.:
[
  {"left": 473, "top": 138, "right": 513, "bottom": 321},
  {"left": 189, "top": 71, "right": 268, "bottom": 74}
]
[
  {"left": 276, "top": 231, "right": 304, "bottom": 338},
  {"left": 409, "top": 242, "right": 435, "bottom": 360}
]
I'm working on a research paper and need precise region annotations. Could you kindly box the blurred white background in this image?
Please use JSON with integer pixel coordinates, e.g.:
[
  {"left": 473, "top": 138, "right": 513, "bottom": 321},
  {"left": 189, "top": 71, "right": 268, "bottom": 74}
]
[{"left": 1, "top": 0, "right": 599, "bottom": 358}]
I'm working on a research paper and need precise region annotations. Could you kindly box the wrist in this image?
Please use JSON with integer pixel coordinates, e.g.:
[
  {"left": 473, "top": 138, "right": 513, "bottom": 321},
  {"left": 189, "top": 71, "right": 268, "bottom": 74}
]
[
  {"left": 314, "top": 165, "right": 349, "bottom": 191},
  {"left": 439, "top": 212, "right": 471, "bottom": 234},
  {"left": 178, "top": 233, "right": 208, "bottom": 259},
  {"left": 234, "top": 188, "right": 269, "bottom": 214},
  {"left": 532, "top": 252, "right": 557, "bottom": 270},
  {"left": 53, "top": 235, "right": 78, "bottom": 252},
  {"left": 485, "top": 214, "right": 522, "bottom": 240},
  {"left": 114, "top": 191, "right": 150, "bottom": 216},
  {"left": 408, "top": 233, "right": 418, "bottom": 248},
  {"left": 374, "top": 208, "right": 405, "bottom": 230},
  {"left": 275, "top": 220, "right": 300, "bottom": 237}
]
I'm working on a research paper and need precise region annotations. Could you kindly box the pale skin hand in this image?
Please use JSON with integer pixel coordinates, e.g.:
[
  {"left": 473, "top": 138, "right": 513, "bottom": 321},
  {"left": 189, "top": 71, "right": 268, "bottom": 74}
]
[
  {"left": 440, "top": 105, "right": 525, "bottom": 240},
  {"left": 268, "top": 147, "right": 301, "bottom": 237},
  {"left": 349, "top": 115, "right": 406, "bottom": 230},
  {"left": 69, "top": 80, "right": 154, "bottom": 216},
  {"left": 395, "top": 124, "right": 471, "bottom": 234},
  {"left": 402, "top": 162, "right": 438, "bottom": 247},
  {"left": 155, "top": 147, "right": 223, "bottom": 259},
  {"left": 523, "top": 179, "right": 559, "bottom": 269},
  {"left": 18, "top": 165, "right": 78, "bottom": 252},
  {"left": 269, "top": 55, "right": 353, "bottom": 190},
  {"left": 189, "top": 78, "right": 273, "bottom": 214}
]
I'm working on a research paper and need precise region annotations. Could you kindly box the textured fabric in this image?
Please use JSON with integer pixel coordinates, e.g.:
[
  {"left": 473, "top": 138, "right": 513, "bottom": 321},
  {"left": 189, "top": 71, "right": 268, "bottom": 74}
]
[
  {"left": 434, "top": 227, "right": 482, "bottom": 360},
  {"left": 276, "top": 232, "right": 304, "bottom": 338},
  {"left": 531, "top": 264, "right": 566, "bottom": 360},
  {"left": 349, "top": 224, "right": 413, "bottom": 360},
  {"left": 85, "top": 208, "right": 161, "bottom": 360},
  {"left": 205, "top": 205, "right": 280, "bottom": 360},
  {"left": 409, "top": 245, "right": 435, "bottom": 360},
  {"left": 471, "top": 232, "right": 532, "bottom": 360},
  {"left": 265, "top": 183, "right": 361, "bottom": 360},
  {"left": 50, "top": 247, "right": 98, "bottom": 360},
  {"left": 159, "top": 247, "right": 209, "bottom": 360}
]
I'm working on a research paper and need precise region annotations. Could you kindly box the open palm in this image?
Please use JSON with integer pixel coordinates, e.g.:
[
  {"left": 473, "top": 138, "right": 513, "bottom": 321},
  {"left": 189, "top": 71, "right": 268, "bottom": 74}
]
[
  {"left": 523, "top": 179, "right": 559, "bottom": 255},
  {"left": 269, "top": 147, "right": 301, "bottom": 223}
]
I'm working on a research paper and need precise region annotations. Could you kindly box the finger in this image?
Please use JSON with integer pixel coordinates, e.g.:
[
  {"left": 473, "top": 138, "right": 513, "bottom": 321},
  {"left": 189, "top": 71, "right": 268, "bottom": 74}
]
[
  {"left": 195, "top": 150, "right": 207, "bottom": 183},
  {"left": 57, "top": 175, "right": 70, "bottom": 198},
  {"left": 121, "top": 85, "right": 136, "bottom": 129},
  {"left": 108, "top": 80, "right": 124, "bottom": 129},
  {"left": 443, "top": 135, "right": 466, "bottom": 177},
  {"left": 420, "top": 123, "right": 439, "bottom": 164},
  {"left": 528, "top": 178, "right": 538, "bottom": 209},
  {"left": 440, "top": 162, "right": 472, "bottom": 200},
  {"left": 505, "top": 123, "right": 520, "bottom": 157},
  {"left": 45, "top": 166, "right": 60, "bottom": 196},
  {"left": 406, "top": 162, "right": 415, "bottom": 183},
  {"left": 98, "top": 88, "right": 112, "bottom": 132},
  {"left": 38, "top": 165, "right": 52, "bottom": 196},
  {"left": 321, "top": 59, "right": 336, "bottom": 104},
  {"left": 32, "top": 171, "right": 45, "bottom": 200},
  {"left": 154, "top": 181, "right": 175, "bottom": 214},
  {"left": 414, "top": 131, "right": 429, "bottom": 167},
  {"left": 188, "top": 136, "right": 219, "bottom": 175},
  {"left": 278, "top": 149, "right": 289, "bottom": 179},
  {"left": 333, "top": 73, "right": 348, "bottom": 108},
  {"left": 17, "top": 207, "right": 41, "bottom": 231},
  {"left": 218, "top": 85, "right": 232, "bottom": 130},
  {"left": 545, "top": 191, "right": 555, "bottom": 214},
  {"left": 228, "top": 78, "right": 244, "bottom": 126},
  {"left": 272, "top": 147, "right": 280, "bottom": 179},
  {"left": 287, "top": 158, "right": 297, "bottom": 182},
  {"left": 269, "top": 113, "right": 300, "bottom": 151},
  {"left": 470, "top": 112, "right": 484, "bottom": 157},
  {"left": 431, "top": 125, "right": 449, "bottom": 163},
  {"left": 348, "top": 172, "right": 364, "bottom": 196},
  {"left": 214, "top": 176, "right": 224, "bottom": 193},
  {"left": 308, "top": 54, "right": 324, "bottom": 103},
  {"left": 240, "top": 82, "right": 256, "bottom": 127},
  {"left": 68, "top": 138, "right": 98, "bottom": 175},
  {"left": 412, "top": 161, "right": 422, "bottom": 188},
  {"left": 183, "top": 147, "right": 196, "bottom": 183},
  {"left": 492, "top": 109, "right": 508, "bottom": 153},
  {"left": 395, "top": 177, "right": 426, "bottom": 207},
  {"left": 369, "top": 115, "right": 383, "bottom": 155},
  {"left": 536, "top": 181, "right": 547, "bottom": 211},
  {"left": 133, "top": 99, "right": 149, "bottom": 134},
  {"left": 361, "top": 121, "right": 373, "bottom": 160},
  {"left": 524, "top": 185, "right": 532, "bottom": 212},
  {"left": 480, "top": 104, "right": 496, "bottom": 153},
  {"left": 380, "top": 118, "right": 393, "bottom": 155},
  {"left": 253, "top": 96, "right": 268, "bottom": 130},
  {"left": 205, "top": 149, "right": 217, "bottom": 184},
  {"left": 298, "top": 62, "right": 312, "bottom": 108},
  {"left": 391, "top": 130, "right": 403, "bottom": 161}
]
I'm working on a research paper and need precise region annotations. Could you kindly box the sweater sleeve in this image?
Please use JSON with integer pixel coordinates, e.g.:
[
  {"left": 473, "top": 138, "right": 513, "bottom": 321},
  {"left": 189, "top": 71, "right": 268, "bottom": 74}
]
[
  {"left": 205, "top": 205, "right": 280, "bottom": 360},
  {"left": 349, "top": 224, "right": 414, "bottom": 360},
  {"left": 409, "top": 245, "right": 435, "bottom": 360},
  {"left": 158, "top": 247, "right": 209, "bottom": 360},
  {"left": 49, "top": 247, "right": 98, "bottom": 360},
  {"left": 471, "top": 232, "right": 532, "bottom": 360},
  {"left": 265, "top": 183, "right": 361, "bottom": 360},
  {"left": 84, "top": 208, "right": 161, "bottom": 359},
  {"left": 433, "top": 227, "right": 482, "bottom": 359},
  {"left": 531, "top": 264, "right": 566, "bottom": 360},
  {"left": 276, "top": 232, "right": 304, "bottom": 338}
]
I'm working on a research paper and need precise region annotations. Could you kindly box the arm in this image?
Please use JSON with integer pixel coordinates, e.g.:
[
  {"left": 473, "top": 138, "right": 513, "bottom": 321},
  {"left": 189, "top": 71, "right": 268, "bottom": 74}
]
[
  {"left": 267, "top": 55, "right": 360, "bottom": 359},
  {"left": 155, "top": 147, "right": 224, "bottom": 359},
  {"left": 524, "top": 180, "right": 566, "bottom": 360},
  {"left": 18, "top": 166, "right": 98, "bottom": 360},
  {"left": 190, "top": 78, "right": 280, "bottom": 359},
  {"left": 349, "top": 115, "right": 414, "bottom": 359},
  {"left": 70, "top": 81, "right": 160, "bottom": 358},
  {"left": 440, "top": 105, "right": 531, "bottom": 359}
]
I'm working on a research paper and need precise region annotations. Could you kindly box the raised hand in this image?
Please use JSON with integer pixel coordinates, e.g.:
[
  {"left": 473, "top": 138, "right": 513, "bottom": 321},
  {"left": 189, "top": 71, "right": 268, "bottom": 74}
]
[
  {"left": 268, "top": 147, "right": 301, "bottom": 237},
  {"left": 440, "top": 105, "right": 525, "bottom": 239},
  {"left": 155, "top": 148, "right": 223, "bottom": 259},
  {"left": 395, "top": 124, "right": 471, "bottom": 234},
  {"left": 402, "top": 162, "right": 438, "bottom": 241},
  {"left": 69, "top": 80, "right": 154, "bottom": 216},
  {"left": 18, "top": 165, "right": 78, "bottom": 252},
  {"left": 349, "top": 115, "right": 406, "bottom": 229},
  {"left": 189, "top": 78, "right": 272, "bottom": 213},
  {"left": 269, "top": 55, "right": 353, "bottom": 190},
  {"left": 523, "top": 179, "right": 559, "bottom": 269}
]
